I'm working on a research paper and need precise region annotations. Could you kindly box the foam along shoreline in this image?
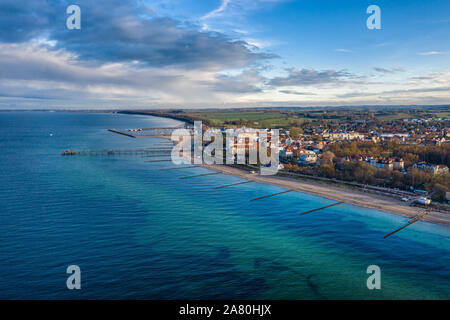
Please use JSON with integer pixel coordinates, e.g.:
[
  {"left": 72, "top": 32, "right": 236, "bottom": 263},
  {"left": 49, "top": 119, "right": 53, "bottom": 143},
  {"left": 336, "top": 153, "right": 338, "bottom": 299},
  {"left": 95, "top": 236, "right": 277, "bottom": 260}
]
[{"left": 200, "top": 163, "right": 450, "bottom": 227}]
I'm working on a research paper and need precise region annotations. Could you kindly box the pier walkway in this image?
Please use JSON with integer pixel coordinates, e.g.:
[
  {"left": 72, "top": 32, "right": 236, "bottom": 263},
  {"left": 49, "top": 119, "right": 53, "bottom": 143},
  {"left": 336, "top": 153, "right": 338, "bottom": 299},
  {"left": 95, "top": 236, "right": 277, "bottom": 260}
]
[{"left": 61, "top": 149, "right": 172, "bottom": 155}]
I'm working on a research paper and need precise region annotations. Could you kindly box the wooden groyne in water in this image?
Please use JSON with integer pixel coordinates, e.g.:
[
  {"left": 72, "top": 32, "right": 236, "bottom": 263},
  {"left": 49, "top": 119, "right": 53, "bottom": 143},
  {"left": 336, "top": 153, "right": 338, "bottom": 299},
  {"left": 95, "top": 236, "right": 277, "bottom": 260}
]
[
  {"left": 300, "top": 202, "right": 344, "bottom": 215},
  {"left": 384, "top": 220, "right": 418, "bottom": 239},
  {"left": 384, "top": 210, "right": 430, "bottom": 238},
  {"left": 251, "top": 190, "right": 294, "bottom": 201},
  {"left": 213, "top": 180, "right": 255, "bottom": 189},
  {"left": 108, "top": 129, "right": 136, "bottom": 138}
]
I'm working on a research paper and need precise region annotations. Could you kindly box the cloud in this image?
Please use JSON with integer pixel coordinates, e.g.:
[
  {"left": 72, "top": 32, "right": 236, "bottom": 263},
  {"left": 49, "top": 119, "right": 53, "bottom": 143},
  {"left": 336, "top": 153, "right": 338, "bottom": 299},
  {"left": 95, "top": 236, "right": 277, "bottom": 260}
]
[
  {"left": 374, "top": 67, "right": 394, "bottom": 74},
  {"left": 202, "top": 0, "right": 232, "bottom": 20},
  {"left": 334, "top": 49, "right": 352, "bottom": 53},
  {"left": 207, "top": 69, "right": 266, "bottom": 93},
  {"left": 337, "top": 86, "right": 450, "bottom": 99},
  {"left": 0, "top": 43, "right": 270, "bottom": 107},
  {"left": 0, "top": 0, "right": 275, "bottom": 70},
  {"left": 0, "top": 0, "right": 447, "bottom": 108},
  {"left": 279, "top": 90, "right": 316, "bottom": 95},
  {"left": 419, "top": 51, "right": 444, "bottom": 55},
  {"left": 0, "top": 0, "right": 282, "bottom": 108},
  {"left": 374, "top": 66, "right": 405, "bottom": 74},
  {"left": 268, "top": 68, "right": 354, "bottom": 87},
  {"left": 200, "top": 0, "right": 288, "bottom": 21},
  {"left": 385, "top": 87, "right": 450, "bottom": 94},
  {"left": 0, "top": 43, "right": 181, "bottom": 87},
  {"left": 0, "top": 42, "right": 195, "bottom": 105},
  {"left": 0, "top": 0, "right": 54, "bottom": 43},
  {"left": 409, "top": 72, "right": 450, "bottom": 84}
]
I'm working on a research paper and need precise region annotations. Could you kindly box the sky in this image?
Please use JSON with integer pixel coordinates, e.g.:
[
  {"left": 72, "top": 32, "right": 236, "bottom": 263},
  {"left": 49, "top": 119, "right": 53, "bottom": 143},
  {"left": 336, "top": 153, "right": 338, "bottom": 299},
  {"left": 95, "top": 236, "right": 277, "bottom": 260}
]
[{"left": 0, "top": 0, "right": 449, "bottom": 109}]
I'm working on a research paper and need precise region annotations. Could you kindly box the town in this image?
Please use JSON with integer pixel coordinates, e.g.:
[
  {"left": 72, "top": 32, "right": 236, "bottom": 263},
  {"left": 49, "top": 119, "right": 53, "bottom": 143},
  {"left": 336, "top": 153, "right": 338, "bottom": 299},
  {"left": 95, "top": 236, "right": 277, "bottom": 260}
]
[{"left": 124, "top": 106, "right": 450, "bottom": 207}]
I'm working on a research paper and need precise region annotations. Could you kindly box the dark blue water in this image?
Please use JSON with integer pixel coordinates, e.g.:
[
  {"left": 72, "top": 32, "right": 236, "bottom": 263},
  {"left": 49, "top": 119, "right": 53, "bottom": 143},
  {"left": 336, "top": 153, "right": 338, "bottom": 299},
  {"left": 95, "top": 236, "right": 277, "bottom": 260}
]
[{"left": 0, "top": 111, "right": 449, "bottom": 299}]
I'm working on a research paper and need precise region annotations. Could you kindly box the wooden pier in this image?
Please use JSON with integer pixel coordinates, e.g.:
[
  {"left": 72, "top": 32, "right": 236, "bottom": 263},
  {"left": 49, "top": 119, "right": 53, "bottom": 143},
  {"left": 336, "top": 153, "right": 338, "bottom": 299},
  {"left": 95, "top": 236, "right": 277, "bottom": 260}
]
[
  {"left": 142, "top": 154, "right": 172, "bottom": 158},
  {"left": 126, "top": 126, "right": 187, "bottom": 131},
  {"left": 251, "top": 190, "right": 294, "bottom": 201},
  {"left": 213, "top": 180, "right": 255, "bottom": 189},
  {"left": 300, "top": 202, "right": 344, "bottom": 215},
  {"left": 62, "top": 149, "right": 172, "bottom": 156}
]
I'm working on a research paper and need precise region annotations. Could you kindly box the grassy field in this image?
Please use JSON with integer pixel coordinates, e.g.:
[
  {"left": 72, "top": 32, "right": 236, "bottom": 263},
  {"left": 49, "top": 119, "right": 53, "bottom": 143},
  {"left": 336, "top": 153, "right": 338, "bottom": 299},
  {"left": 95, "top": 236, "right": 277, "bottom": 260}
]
[
  {"left": 186, "top": 110, "right": 307, "bottom": 127},
  {"left": 376, "top": 110, "right": 450, "bottom": 121},
  {"left": 128, "top": 106, "right": 449, "bottom": 128},
  {"left": 190, "top": 111, "right": 281, "bottom": 122},
  {"left": 184, "top": 107, "right": 449, "bottom": 127}
]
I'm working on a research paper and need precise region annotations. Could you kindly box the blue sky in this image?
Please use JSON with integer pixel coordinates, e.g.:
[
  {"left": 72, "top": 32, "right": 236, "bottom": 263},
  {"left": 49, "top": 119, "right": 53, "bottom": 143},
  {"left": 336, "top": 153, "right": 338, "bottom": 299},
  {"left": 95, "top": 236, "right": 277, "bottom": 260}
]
[{"left": 0, "top": 0, "right": 449, "bottom": 108}]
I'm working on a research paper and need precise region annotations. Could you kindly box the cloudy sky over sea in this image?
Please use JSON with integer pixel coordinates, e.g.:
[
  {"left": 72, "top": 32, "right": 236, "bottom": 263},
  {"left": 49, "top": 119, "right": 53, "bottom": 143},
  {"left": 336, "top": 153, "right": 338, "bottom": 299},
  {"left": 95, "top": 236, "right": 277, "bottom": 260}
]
[{"left": 0, "top": 0, "right": 449, "bottom": 109}]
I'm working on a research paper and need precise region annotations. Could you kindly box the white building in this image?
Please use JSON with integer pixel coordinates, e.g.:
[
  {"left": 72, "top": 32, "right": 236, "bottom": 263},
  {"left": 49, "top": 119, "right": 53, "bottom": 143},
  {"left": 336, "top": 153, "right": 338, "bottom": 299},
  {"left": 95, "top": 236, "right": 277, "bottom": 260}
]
[{"left": 297, "top": 150, "right": 317, "bottom": 164}]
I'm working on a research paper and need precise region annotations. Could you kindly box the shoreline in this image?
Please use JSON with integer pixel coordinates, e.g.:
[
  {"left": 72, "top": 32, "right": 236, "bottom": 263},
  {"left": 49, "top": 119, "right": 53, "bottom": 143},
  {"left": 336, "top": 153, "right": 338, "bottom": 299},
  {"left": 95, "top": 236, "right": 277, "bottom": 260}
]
[
  {"left": 199, "top": 164, "right": 450, "bottom": 226},
  {"left": 200, "top": 164, "right": 450, "bottom": 226},
  {"left": 138, "top": 116, "right": 450, "bottom": 227}
]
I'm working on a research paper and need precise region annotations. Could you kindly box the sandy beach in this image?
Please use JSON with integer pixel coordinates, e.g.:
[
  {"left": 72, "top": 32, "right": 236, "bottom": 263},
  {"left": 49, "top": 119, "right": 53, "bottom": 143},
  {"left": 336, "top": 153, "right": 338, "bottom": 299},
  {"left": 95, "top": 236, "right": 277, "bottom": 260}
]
[
  {"left": 201, "top": 163, "right": 450, "bottom": 226},
  {"left": 153, "top": 133, "right": 449, "bottom": 226}
]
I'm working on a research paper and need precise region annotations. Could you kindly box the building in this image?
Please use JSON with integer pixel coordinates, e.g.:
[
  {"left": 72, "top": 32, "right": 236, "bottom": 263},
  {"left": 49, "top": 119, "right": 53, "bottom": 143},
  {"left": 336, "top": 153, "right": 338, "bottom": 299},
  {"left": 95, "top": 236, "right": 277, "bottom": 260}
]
[
  {"left": 312, "top": 141, "right": 325, "bottom": 151},
  {"left": 368, "top": 157, "right": 394, "bottom": 170},
  {"left": 280, "top": 146, "right": 294, "bottom": 158},
  {"left": 322, "top": 132, "right": 365, "bottom": 141},
  {"left": 393, "top": 158, "right": 405, "bottom": 170},
  {"left": 297, "top": 150, "right": 317, "bottom": 164},
  {"left": 413, "top": 162, "right": 449, "bottom": 175},
  {"left": 341, "top": 154, "right": 368, "bottom": 163}
]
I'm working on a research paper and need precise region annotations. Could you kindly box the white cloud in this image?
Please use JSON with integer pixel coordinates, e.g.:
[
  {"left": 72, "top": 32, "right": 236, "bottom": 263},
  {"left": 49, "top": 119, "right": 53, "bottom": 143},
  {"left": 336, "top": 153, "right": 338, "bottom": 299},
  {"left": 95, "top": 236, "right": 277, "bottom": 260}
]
[
  {"left": 201, "top": 0, "right": 232, "bottom": 20},
  {"left": 334, "top": 49, "right": 352, "bottom": 53},
  {"left": 419, "top": 51, "right": 445, "bottom": 55}
]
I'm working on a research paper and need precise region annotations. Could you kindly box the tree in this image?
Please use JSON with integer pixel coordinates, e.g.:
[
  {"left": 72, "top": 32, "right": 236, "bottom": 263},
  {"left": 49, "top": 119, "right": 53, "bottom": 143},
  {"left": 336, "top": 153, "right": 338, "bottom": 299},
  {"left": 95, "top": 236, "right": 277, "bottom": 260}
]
[
  {"left": 320, "top": 163, "right": 335, "bottom": 178},
  {"left": 289, "top": 127, "right": 303, "bottom": 139},
  {"left": 432, "top": 183, "right": 448, "bottom": 202},
  {"left": 321, "top": 151, "right": 335, "bottom": 164},
  {"left": 403, "top": 153, "right": 419, "bottom": 168}
]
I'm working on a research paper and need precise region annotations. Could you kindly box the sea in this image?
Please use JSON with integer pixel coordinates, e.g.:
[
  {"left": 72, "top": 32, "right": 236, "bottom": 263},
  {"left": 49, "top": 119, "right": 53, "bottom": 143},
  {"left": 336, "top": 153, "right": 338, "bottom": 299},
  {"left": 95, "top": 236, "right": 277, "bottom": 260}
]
[{"left": 0, "top": 111, "right": 449, "bottom": 299}]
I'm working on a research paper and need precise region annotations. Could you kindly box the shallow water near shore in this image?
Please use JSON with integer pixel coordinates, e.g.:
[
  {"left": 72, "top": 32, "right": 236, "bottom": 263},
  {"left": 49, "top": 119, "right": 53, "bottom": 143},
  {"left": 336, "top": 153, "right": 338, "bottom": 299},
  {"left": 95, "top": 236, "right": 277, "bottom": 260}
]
[{"left": 0, "top": 111, "right": 449, "bottom": 299}]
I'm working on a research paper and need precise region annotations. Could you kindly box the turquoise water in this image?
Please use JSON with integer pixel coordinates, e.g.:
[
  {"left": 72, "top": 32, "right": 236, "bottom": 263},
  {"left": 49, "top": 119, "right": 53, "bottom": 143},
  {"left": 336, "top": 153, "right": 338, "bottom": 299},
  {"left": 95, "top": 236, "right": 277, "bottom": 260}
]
[{"left": 0, "top": 111, "right": 449, "bottom": 299}]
